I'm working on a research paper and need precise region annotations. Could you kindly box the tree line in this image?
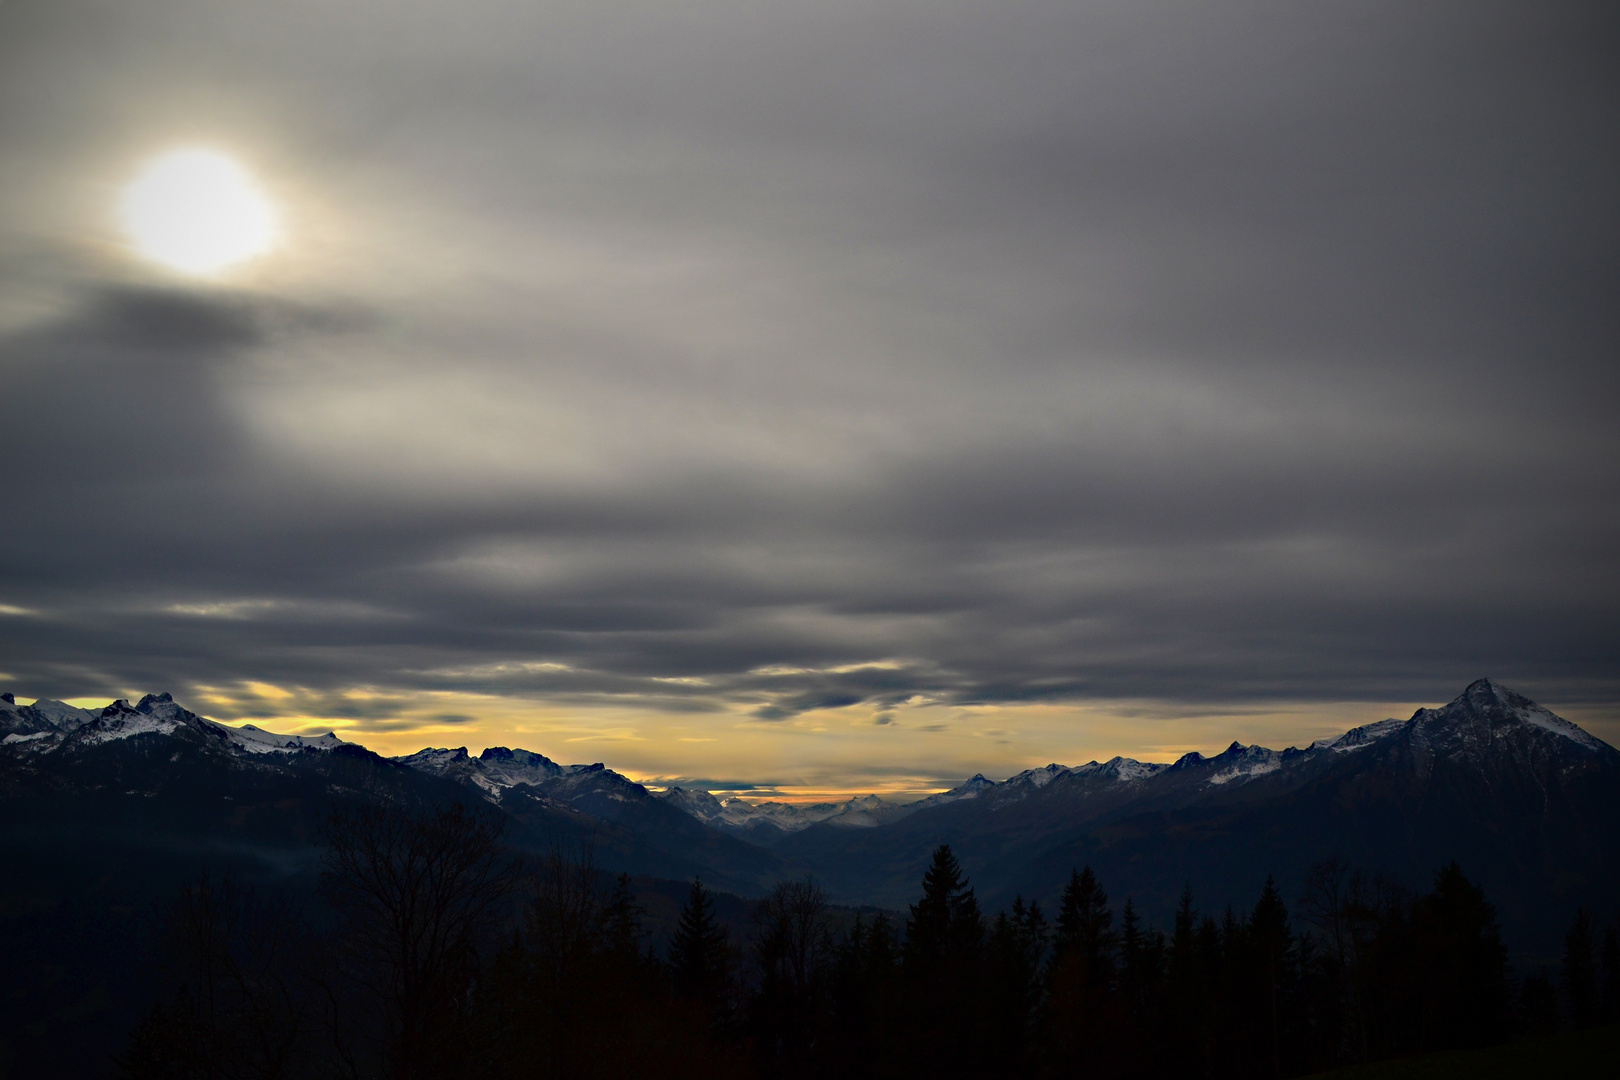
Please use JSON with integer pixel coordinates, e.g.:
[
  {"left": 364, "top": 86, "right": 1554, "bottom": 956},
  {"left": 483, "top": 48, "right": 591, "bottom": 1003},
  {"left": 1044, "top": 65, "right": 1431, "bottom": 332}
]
[{"left": 119, "top": 803, "right": 1620, "bottom": 1079}]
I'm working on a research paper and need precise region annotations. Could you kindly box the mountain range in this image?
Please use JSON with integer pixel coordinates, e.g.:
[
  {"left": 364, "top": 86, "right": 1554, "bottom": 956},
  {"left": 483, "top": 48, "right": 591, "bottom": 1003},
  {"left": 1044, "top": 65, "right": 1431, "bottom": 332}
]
[{"left": 4, "top": 678, "right": 1617, "bottom": 951}]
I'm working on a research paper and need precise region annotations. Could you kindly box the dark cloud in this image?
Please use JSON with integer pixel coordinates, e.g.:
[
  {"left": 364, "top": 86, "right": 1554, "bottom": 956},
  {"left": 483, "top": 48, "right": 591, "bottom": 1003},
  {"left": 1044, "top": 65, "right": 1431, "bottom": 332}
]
[{"left": 0, "top": 0, "right": 1616, "bottom": 758}]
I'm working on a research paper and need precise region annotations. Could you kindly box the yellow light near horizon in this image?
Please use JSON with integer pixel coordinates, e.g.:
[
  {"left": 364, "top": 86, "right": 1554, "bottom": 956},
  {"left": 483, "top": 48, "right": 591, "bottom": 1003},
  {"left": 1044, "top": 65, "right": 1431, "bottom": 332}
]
[{"left": 121, "top": 149, "right": 277, "bottom": 274}]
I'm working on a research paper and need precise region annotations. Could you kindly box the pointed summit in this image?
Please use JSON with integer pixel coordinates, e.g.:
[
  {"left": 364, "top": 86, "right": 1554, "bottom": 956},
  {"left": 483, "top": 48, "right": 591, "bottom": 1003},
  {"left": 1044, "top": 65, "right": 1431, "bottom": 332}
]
[{"left": 1412, "top": 679, "right": 1609, "bottom": 755}]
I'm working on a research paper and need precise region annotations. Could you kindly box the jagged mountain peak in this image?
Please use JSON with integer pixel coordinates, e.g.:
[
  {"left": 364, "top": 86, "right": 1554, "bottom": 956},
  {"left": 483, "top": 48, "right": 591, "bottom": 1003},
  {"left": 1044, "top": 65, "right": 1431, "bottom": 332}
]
[
  {"left": 399, "top": 746, "right": 472, "bottom": 766},
  {"left": 660, "top": 786, "right": 726, "bottom": 820},
  {"left": 480, "top": 746, "right": 559, "bottom": 768},
  {"left": 1412, "top": 678, "right": 1610, "bottom": 755},
  {"left": 3, "top": 694, "right": 97, "bottom": 738}
]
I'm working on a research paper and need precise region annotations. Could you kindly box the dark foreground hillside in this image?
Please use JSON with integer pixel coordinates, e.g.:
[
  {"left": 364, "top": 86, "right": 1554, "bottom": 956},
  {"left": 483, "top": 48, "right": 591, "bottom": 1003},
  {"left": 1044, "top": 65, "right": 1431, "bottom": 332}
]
[
  {"left": 1305, "top": 1022, "right": 1620, "bottom": 1080},
  {"left": 4, "top": 680, "right": 1618, "bottom": 1076},
  {"left": 84, "top": 809, "right": 1620, "bottom": 1080}
]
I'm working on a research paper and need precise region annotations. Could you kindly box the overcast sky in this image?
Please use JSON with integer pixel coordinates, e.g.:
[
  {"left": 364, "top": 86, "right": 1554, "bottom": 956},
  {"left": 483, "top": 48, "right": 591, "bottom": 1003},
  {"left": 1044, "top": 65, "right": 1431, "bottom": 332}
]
[{"left": 1, "top": 0, "right": 1616, "bottom": 797}]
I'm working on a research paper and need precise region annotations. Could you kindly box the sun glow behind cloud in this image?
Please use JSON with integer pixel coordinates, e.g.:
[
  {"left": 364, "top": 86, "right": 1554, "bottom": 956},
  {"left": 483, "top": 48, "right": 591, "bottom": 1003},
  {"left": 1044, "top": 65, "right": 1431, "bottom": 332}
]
[{"left": 120, "top": 149, "right": 277, "bottom": 274}]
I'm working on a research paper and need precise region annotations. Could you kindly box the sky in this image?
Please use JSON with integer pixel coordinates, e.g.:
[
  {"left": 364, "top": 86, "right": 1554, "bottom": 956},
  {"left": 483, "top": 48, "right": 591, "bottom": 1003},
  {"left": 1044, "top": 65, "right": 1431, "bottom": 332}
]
[{"left": 1, "top": 0, "right": 1617, "bottom": 800}]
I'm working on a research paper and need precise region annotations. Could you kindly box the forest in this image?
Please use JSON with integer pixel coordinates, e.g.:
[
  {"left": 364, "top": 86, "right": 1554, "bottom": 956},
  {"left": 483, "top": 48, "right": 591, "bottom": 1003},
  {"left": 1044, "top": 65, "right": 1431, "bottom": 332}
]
[{"left": 118, "top": 802, "right": 1620, "bottom": 1080}]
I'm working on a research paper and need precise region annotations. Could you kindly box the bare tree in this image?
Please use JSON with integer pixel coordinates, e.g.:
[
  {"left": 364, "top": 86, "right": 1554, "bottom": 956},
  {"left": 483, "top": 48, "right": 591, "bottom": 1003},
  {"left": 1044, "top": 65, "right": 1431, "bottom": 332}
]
[
  {"left": 320, "top": 802, "right": 521, "bottom": 1080},
  {"left": 755, "top": 878, "right": 832, "bottom": 1000},
  {"left": 117, "top": 875, "right": 315, "bottom": 1080},
  {"left": 754, "top": 878, "right": 834, "bottom": 1077},
  {"left": 1303, "top": 856, "right": 1363, "bottom": 1063}
]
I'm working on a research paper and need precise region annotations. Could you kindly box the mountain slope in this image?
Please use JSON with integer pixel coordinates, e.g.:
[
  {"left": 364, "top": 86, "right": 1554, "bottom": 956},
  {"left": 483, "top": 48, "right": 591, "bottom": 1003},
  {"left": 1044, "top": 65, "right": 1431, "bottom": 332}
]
[
  {"left": 391, "top": 744, "right": 801, "bottom": 892},
  {"left": 772, "top": 680, "right": 1620, "bottom": 950},
  {"left": 5, "top": 679, "right": 1614, "bottom": 948},
  {"left": 0, "top": 693, "right": 794, "bottom": 895}
]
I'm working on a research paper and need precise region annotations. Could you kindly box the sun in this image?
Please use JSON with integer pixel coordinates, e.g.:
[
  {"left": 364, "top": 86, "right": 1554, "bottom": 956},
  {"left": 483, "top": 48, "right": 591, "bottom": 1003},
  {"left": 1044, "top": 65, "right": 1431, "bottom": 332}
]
[{"left": 120, "top": 149, "right": 278, "bottom": 275}]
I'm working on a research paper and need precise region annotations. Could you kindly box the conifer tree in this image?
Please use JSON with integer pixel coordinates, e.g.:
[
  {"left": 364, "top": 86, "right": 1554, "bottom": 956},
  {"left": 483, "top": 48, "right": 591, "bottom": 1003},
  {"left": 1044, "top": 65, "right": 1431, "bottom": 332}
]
[
  {"left": 671, "top": 877, "right": 731, "bottom": 1019},
  {"left": 603, "top": 873, "right": 648, "bottom": 965},
  {"left": 1602, "top": 922, "right": 1620, "bottom": 1024},
  {"left": 1409, "top": 862, "right": 1509, "bottom": 1052},
  {"left": 1561, "top": 908, "right": 1599, "bottom": 1029},
  {"left": 1251, "top": 876, "right": 1294, "bottom": 1078},
  {"left": 1165, "top": 887, "right": 1210, "bottom": 1077},
  {"left": 902, "top": 846, "right": 986, "bottom": 1077},
  {"left": 1054, "top": 866, "right": 1116, "bottom": 975},
  {"left": 985, "top": 897, "right": 1047, "bottom": 1068},
  {"left": 904, "top": 845, "right": 983, "bottom": 972},
  {"left": 1048, "top": 866, "right": 1117, "bottom": 1074}
]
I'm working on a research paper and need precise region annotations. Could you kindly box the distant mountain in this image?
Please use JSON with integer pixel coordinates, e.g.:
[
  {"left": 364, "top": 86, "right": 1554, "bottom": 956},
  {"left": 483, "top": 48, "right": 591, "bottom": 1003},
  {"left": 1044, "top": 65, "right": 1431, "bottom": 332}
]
[
  {"left": 766, "top": 679, "right": 1620, "bottom": 951},
  {"left": 389, "top": 744, "right": 798, "bottom": 891},
  {"left": 0, "top": 692, "right": 785, "bottom": 1080},
  {"left": 655, "top": 786, "right": 905, "bottom": 843},
  {"left": 0, "top": 692, "right": 792, "bottom": 896},
  {"left": 5, "top": 678, "right": 1615, "bottom": 954}
]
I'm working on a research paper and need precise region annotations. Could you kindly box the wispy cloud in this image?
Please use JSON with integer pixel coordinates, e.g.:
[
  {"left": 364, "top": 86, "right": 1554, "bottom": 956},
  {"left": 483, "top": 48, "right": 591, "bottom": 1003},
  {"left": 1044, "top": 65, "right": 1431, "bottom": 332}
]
[{"left": 0, "top": 0, "right": 1615, "bottom": 785}]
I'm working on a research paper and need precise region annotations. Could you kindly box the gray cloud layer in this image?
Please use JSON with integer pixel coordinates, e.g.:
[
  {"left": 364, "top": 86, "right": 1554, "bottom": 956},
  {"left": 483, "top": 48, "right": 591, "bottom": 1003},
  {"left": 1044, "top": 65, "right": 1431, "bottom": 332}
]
[{"left": 2, "top": 1, "right": 1616, "bottom": 736}]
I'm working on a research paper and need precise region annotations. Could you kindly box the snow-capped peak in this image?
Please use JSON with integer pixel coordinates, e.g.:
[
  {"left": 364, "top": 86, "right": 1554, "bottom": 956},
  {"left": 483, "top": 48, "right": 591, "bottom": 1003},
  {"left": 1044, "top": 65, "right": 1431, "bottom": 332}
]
[
  {"left": 914, "top": 773, "right": 997, "bottom": 808},
  {"left": 661, "top": 786, "right": 726, "bottom": 821},
  {"left": 214, "top": 722, "right": 345, "bottom": 754},
  {"left": 396, "top": 746, "right": 472, "bottom": 771},
  {"left": 78, "top": 697, "right": 190, "bottom": 744},
  {"left": 1205, "top": 742, "right": 1282, "bottom": 786},
  {"left": 1315, "top": 718, "right": 1406, "bottom": 752},
  {"left": 1402, "top": 678, "right": 1612, "bottom": 755},
  {"left": 1006, "top": 763, "right": 1071, "bottom": 788},
  {"left": 27, "top": 698, "right": 96, "bottom": 731}
]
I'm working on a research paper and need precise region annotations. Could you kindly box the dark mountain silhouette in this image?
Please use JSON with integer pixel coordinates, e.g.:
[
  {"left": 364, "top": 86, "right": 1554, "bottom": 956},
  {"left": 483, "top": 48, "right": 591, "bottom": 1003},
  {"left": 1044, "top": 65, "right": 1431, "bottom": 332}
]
[
  {"left": 4, "top": 679, "right": 1615, "bottom": 954},
  {"left": 0, "top": 692, "right": 794, "bottom": 896},
  {"left": 768, "top": 679, "right": 1620, "bottom": 949}
]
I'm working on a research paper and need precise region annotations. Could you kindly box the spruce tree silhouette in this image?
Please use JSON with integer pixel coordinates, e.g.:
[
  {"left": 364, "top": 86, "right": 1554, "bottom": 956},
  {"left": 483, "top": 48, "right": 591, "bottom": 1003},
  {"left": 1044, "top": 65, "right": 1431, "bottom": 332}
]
[
  {"left": 1115, "top": 897, "right": 1168, "bottom": 1075},
  {"left": 1409, "top": 862, "right": 1508, "bottom": 1052},
  {"left": 903, "top": 845, "right": 986, "bottom": 1077},
  {"left": 1054, "top": 866, "right": 1116, "bottom": 974},
  {"left": 1049, "top": 866, "right": 1116, "bottom": 1073},
  {"left": 671, "top": 877, "right": 732, "bottom": 1027},
  {"left": 1602, "top": 921, "right": 1620, "bottom": 1024},
  {"left": 1165, "top": 886, "right": 1210, "bottom": 1078},
  {"left": 904, "top": 845, "right": 983, "bottom": 970},
  {"left": 829, "top": 911, "right": 901, "bottom": 1077},
  {"left": 1518, "top": 969, "right": 1560, "bottom": 1037},
  {"left": 984, "top": 897, "right": 1047, "bottom": 1069},
  {"left": 1562, "top": 908, "right": 1599, "bottom": 1029},
  {"left": 1250, "top": 877, "right": 1294, "bottom": 1079}
]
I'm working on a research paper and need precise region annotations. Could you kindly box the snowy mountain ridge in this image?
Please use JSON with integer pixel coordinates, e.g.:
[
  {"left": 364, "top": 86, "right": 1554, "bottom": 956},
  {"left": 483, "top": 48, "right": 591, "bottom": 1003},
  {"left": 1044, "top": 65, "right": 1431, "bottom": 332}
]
[
  {"left": 4, "top": 679, "right": 1613, "bottom": 847},
  {"left": 1, "top": 691, "right": 344, "bottom": 756},
  {"left": 655, "top": 786, "right": 900, "bottom": 841}
]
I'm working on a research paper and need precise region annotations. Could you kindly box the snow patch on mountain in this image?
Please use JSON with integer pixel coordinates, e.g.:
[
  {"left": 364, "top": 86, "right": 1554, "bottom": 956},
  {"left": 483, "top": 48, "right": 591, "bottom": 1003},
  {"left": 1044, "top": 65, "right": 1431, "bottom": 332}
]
[
  {"left": 915, "top": 773, "right": 996, "bottom": 808},
  {"left": 480, "top": 747, "right": 581, "bottom": 787},
  {"left": 28, "top": 699, "right": 96, "bottom": 731},
  {"left": 1316, "top": 718, "right": 1407, "bottom": 752},
  {"left": 1504, "top": 697, "right": 1608, "bottom": 752},
  {"left": 654, "top": 788, "right": 902, "bottom": 834},
  {"left": 1005, "top": 763, "right": 1070, "bottom": 789},
  {"left": 213, "top": 722, "right": 345, "bottom": 754},
  {"left": 1206, "top": 744, "right": 1283, "bottom": 786},
  {"left": 79, "top": 698, "right": 187, "bottom": 744},
  {"left": 661, "top": 786, "right": 725, "bottom": 821}
]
